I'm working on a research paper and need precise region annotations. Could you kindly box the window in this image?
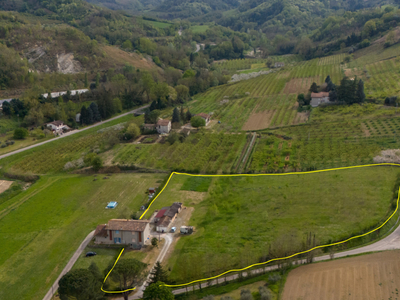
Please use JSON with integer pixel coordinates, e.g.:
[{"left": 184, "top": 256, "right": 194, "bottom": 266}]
[{"left": 115, "top": 230, "right": 119, "bottom": 234}]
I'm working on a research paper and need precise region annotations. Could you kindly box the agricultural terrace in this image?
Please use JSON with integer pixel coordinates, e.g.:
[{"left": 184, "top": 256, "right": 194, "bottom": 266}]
[
  {"left": 189, "top": 55, "right": 343, "bottom": 131},
  {"left": 246, "top": 105, "right": 400, "bottom": 173},
  {"left": 282, "top": 250, "right": 400, "bottom": 300},
  {"left": 144, "top": 166, "right": 399, "bottom": 283},
  {"left": 0, "top": 173, "right": 165, "bottom": 300},
  {"left": 111, "top": 131, "right": 248, "bottom": 173},
  {"left": 215, "top": 55, "right": 302, "bottom": 73},
  {"left": 0, "top": 114, "right": 144, "bottom": 174}
]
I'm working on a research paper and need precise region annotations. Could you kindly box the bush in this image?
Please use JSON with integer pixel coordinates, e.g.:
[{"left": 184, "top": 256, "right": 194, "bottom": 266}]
[
  {"left": 191, "top": 116, "right": 206, "bottom": 128},
  {"left": 124, "top": 123, "right": 141, "bottom": 140},
  {"left": 240, "top": 289, "right": 253, "bottom": 300},
  {"left": 84, "top": 153, "right": 103, "bottom": 171},
  {"left": 13, "top": 128, "right": 28, "bottom": 139}
]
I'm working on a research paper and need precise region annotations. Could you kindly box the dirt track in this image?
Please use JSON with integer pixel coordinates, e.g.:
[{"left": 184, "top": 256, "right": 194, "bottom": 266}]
[
  {"left": 0, "top": 180, "right": 12, "bottom": 193},
  {"left": 282, "top": 250, "right": 400, "bottom": 300}
]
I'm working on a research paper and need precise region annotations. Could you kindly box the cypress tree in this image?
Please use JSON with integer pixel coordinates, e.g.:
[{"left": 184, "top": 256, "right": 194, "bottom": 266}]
[
  {"left": 84, "top": 73, "right": 88, "bottom": 88},
  {"left": 355, "top": 79, "right": 365, "bottom": 103},
  {"left": 80, "top": 106, "right": 88, "bottom": 125},
  {"left": 148, "top": 262, "right": 168, "bottom": 285},
  {"left": 87, "top": 106, "right": 94, "bottom": 124},
  {"left": 180, "top": 106, "right": 186, "bottom": 123},
  {"left": 172, "top": 107, "right": 180, "bottom": 123},
  {"left": 186, "top": 110, "right": 192, "bottom": 121},
  {"left": 89, "top": 102, "right": 101, "bottom": 122},
  {"left": 150, "top": 100, "right": 157, "bottom": 111}
]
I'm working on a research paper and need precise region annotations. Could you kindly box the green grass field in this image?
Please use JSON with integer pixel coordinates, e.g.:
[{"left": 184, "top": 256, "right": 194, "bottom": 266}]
[
  {"left": 143, "top": 166, "right": 399, "bottom": 283},
  {"left": 191, "top": 25, "right": 210, "bottom": 33},
  {"left": 142, "top": 19, "right": 172, "bottom": 29},
  {"left": 0, "top": 173, "right": 165, "bottom": 300}
]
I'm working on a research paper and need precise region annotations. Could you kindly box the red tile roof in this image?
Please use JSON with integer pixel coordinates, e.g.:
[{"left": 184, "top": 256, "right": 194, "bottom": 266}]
[
  {"left": 311, "top": 92, "right": 330, "bottom": 98},
  {"left": 157, "top": 119, "right": 171, "bottom": 126},
  {"left": 106, "top": 219, "right": 149, "bottom": 232},
  {"left": 155, "top": 209, "right": 167, "bottom": 219},
  {"left": 94, "top": 224, "right": 107, "bottom": 237},
  {"left": 196, "top": 113, "right": 210, "bottom": 119}
]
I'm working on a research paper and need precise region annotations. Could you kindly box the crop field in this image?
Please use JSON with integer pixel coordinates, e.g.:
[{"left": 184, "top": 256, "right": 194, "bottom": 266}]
[
  {"left": 0, "top": 173, "right": 164, "bottom": 300},
  {"left": 147, "top": 167, "right": 398, "bottom": 283},
  {"left": 214, "top": 55, "right": 302, "bottom": 72},
  {"left": 282, "top": 250, "right": 400, "bottom": 300},
  {"left": 349, "top": 42, "right": 400, "bottom": 68},
  {"left": 190, "top": 55, "right": 344, "bottom": 131},
  {"left": 111, "top": 131, "right": 247, "bottom": 173},
  {"left": 364, "top": 57, "right": 400, "bottom": 100},
  {"left": 0, "top": 114, "right": 143, "bottom": 174}
]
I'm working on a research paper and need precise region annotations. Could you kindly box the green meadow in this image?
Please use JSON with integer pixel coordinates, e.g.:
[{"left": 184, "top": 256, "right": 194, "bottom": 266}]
[
  {"left": 0, "top": 173, "right": 165, "bottom": 300},
  {"left": 142, "top": 166, "right": 399, "bottom": 283}
]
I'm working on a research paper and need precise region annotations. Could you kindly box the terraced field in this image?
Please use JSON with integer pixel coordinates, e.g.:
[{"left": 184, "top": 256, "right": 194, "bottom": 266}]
[{"left": 190, "top": 55, "right": 344, "bottom": 132}]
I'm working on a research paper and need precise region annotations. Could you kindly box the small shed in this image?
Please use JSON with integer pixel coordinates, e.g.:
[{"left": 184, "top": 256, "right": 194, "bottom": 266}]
[
  {"left": 156, "top": 216, "right": 172, "bottom": 233},
  {"left": 149, "top": 187, "right": 156, "bottom": 194},
  {"left": 154, "top": 208, "right": 167, "bottom": 223}
]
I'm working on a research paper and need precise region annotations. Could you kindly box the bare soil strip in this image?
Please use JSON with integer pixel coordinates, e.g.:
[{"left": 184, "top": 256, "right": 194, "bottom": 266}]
[
  {"left": 242, "top": 110, "right": 276, "bottom": 130},
  {"left": 0, "top": 180, "right": 13, "bottom": 194},
  {"left": 282, "top": 76, "right": 320, "bottom": 94},
  {"left": 282, "top": 250, "right": 400, "bottom": 300}
]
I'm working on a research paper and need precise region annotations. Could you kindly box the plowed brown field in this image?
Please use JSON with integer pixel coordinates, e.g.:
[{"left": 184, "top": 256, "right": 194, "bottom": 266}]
[
  {"left": 282, "top": 77, "right": 320, "bottom": 94},
  {"left": 282, "top": 250, "right": 400, "bottom": 300},
  {"left": 242, "top": 110, "right": 275, "bottom": 130}
]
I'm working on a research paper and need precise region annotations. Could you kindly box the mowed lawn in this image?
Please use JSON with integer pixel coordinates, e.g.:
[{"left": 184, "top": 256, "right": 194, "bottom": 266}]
[
  {"left": 144, "top": 166, "right": 399, "bottom": 283},
  {"left": 0, "top": 173, "right": 165, "bottom": 300}
]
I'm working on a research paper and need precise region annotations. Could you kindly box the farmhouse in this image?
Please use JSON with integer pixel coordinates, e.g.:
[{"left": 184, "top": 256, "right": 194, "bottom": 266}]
[
  {"left": 46, "top": 120, "right": 69, "bottom": 132},
  {"left": 310, "top": 92, "right": 330, "bottom": 107},
  {"left": 156, "top": 119, "right": 171, "bottom": 134},
  {"left": 196, "top": 113, "right": 211, "bottom": 126},
  {"left": 94, "top": 219, "right": 150, "bottom": 246},
  {"left": 274, "top": 62, "right": 285, "bottom": 68}
]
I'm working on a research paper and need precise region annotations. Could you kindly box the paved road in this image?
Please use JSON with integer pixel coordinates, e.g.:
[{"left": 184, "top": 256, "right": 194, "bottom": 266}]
[
  {"left": 130, "top": 233, "right": 173, "bottom": 299},
  {"left": 42, "top": 230, "right": 95, "bottom": 300},
  {"left": 170, "top": 218, "right": 400, "bottom": 296},
  {"left": 0, "top": 105, "right": 149, "bottom": 161}
]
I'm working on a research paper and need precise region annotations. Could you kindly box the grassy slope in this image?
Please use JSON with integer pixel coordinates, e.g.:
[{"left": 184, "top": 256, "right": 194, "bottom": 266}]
[
  {"left": 0, "top": 173, "right": 165, "bottom": 300},
  {"left": 0, "top": 114, "right": 143, "bottom": 174},
  {"left": 143, "top": 166, "right": 399, "bottom": 282}
]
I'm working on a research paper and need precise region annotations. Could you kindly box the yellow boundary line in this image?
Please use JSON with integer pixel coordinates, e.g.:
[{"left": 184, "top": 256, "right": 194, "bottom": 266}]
[{"left": 101, "top": 163, "right": 400, "bottom": 293}]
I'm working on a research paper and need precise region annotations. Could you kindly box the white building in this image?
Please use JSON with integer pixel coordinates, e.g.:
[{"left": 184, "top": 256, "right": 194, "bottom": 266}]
[
  {"left": 310, "top": 92, "right": 330, "bottom": 107},
  {"left": 46, "top": 120, "right": 69, "bottom": 132},
  {"left": 195, "top": 113, "right": 211, "bottom": 126},
  {"left": 156, "top": 119, "right": 171, "bottom": 134},
  {"left": 0, "top": 99, "right": 11, "bottom": 110},
  {"left": 42, "top": 89, "right": 89, "bottom": 99}
]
